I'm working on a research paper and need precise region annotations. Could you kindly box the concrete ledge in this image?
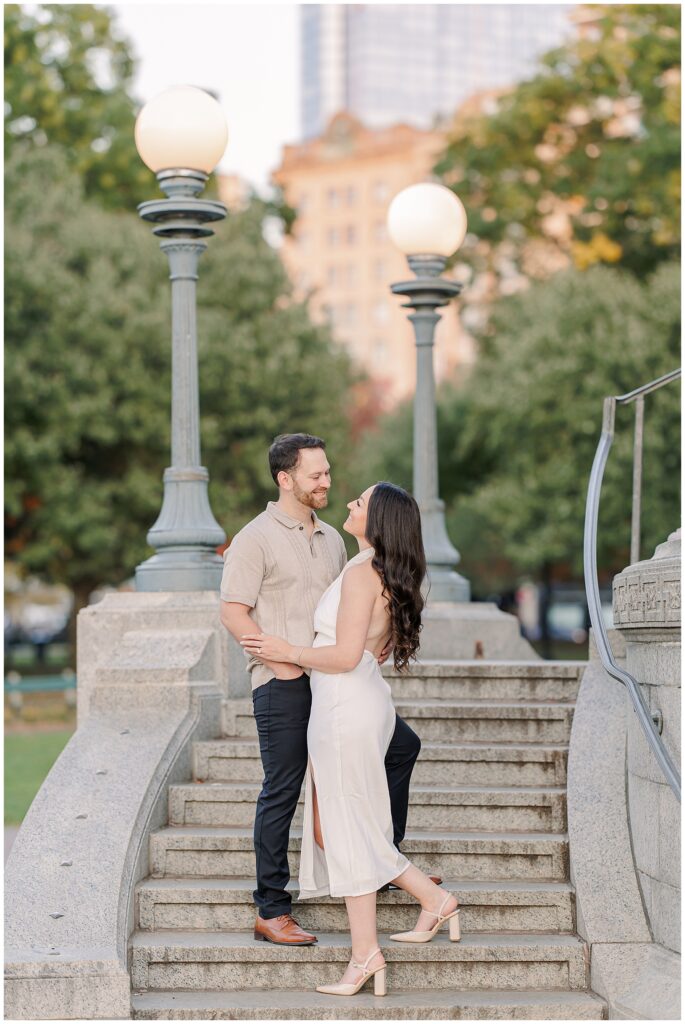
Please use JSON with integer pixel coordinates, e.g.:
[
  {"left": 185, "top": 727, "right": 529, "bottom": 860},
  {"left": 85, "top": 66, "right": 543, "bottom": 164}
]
[
  {"left": 4, "top": 592, "right": 233, "bottom": 1020},
  {"left": 419, "top": 602, "right": 539, "bottom": 660},
  {"left": 567, "top": 655, "right": 650, "bottom": 944},
  {"left": 76, "top": 591, "right": 243, "bottom": 716},
  {"left": 591, "top": 942, "right": 681, "bottom": 1020},
  {"left": 4, "top": 953, "right": 130, "bottom": 1021},
  {"left": 4, "top": 686, "right": 220, "bottom": 1019},
  {"left": 567, "top": 629, "right": 681, "bottom": 1019}
]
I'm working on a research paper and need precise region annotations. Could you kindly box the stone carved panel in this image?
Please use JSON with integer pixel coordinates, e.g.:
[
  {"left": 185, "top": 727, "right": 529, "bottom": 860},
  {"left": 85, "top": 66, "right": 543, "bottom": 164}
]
[{"left": 613, "top": 570, "right": 681, "bottom": 627}]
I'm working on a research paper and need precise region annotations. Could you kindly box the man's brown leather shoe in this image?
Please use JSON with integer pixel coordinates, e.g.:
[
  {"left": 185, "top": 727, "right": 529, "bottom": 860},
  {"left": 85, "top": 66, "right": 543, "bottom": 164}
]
[
  {"left": 254, "top": 913, "right": 318, "bottom": 945},
  {"left": 378, "top": 874, "right": 443, "bottom": 894}
]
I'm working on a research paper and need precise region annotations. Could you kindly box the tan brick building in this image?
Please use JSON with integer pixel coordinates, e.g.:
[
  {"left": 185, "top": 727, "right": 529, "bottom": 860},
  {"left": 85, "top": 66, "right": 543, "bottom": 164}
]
[{"left": 272, "top": 113, "right": 475, "bottom": 406}]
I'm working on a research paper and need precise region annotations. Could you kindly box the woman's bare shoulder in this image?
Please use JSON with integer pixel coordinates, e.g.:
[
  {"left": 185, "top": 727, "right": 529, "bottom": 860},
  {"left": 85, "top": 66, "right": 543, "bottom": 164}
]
[
  {"left": 343, "top": 558, "right": 384, "bottom": 595},
  {"left": 343, "top": 558, "right": 382, "bottom": 585}
]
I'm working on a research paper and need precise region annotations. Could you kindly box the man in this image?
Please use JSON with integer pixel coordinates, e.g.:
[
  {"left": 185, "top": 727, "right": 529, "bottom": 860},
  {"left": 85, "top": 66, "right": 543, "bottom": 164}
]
[{"left": 220, "top": 433, "right": 437, "bottom": 946}]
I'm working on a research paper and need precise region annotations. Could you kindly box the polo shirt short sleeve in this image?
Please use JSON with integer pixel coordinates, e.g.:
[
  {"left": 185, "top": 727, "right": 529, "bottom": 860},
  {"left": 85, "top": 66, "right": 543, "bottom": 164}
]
[
  {"left": 220, "top": 530, "right": 265, "bottom": 608},
  {"left": 220, "top": 502, "right": 347, "bottom": 690}
]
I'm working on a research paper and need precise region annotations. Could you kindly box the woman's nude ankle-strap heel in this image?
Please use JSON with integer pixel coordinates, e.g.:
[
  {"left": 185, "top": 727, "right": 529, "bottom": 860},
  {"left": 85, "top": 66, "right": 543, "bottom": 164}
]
[
  {"left": 315, "top": 948, "right": 387, "bottom": 996},
  {"left": 390, "top": 893, "right": 461, "bottom": 943}
]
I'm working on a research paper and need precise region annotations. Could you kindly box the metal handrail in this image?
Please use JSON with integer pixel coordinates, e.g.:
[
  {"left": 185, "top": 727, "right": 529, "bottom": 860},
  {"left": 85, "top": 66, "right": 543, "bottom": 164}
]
[{"left": 583, "top": 368, "right": 681, "bottom": 802}]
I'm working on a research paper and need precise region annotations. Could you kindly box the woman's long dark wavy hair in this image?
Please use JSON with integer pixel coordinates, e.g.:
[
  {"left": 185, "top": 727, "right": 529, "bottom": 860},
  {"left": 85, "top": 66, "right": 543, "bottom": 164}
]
[{"left": 365, "top": 482, "right": 426, "bottom": 672}]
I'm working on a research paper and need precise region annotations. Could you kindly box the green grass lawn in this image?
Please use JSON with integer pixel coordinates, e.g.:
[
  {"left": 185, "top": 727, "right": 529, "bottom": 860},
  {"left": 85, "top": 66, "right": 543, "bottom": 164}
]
[
  {"left": 4, "top": 730, "right": 74, "bottom": 825},
  {"left": 6, "top": 643, "right": 71, "bottom": 670}
]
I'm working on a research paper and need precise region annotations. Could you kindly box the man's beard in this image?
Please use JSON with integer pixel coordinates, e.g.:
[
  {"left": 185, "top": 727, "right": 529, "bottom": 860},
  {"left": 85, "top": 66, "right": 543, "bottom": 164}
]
[{"left": 293, "top": 480, "right": 329, "bottom": 509}]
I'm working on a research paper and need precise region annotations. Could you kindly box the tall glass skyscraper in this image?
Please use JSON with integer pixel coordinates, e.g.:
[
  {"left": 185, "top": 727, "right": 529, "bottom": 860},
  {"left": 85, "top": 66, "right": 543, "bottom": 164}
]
[{"left": 301, "top": 4, "right": 573, "bottom": 139}]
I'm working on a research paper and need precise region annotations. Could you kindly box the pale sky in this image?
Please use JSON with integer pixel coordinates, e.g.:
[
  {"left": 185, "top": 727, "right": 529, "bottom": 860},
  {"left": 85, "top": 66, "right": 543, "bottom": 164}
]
[{"left": 113, "top": 4, "right": 300, "bottom": 193}]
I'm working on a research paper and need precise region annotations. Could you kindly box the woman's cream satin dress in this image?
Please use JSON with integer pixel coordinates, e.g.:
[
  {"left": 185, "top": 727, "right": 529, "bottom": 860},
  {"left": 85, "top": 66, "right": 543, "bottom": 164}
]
[{"left": 298, "top": 547, "right": 410, "bottom": 899}]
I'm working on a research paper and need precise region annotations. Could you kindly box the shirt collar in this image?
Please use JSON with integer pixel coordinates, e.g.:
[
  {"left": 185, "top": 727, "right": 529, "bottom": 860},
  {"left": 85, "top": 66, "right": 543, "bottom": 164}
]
[{"left": 266, "top": 500, "right": 324, "bottom": 533}]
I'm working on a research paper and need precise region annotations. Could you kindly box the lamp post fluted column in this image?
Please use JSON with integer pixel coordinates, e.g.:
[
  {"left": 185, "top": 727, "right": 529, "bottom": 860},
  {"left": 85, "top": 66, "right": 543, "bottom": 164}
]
[
  {"left": 134, "top": 168, "right": 227, "bottom": 591},
  {"left": 392, "top": 255, "right": 470, "bottom": 602}
]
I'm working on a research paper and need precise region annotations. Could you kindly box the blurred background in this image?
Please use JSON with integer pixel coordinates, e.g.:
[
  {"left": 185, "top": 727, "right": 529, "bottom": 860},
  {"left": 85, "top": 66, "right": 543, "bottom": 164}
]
[{"left": 4, "top": 3, "right": 681, "bottom": 843}]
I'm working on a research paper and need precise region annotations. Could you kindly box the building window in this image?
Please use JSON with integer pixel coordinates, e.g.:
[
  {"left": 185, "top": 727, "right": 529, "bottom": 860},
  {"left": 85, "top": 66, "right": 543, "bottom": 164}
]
[
  {"left": 328, "top": 304, "right": 348, "bottom": 329},
  {"left": 374, "top": 221, "right": 387, "bottom": 242},
  {"left": 372, "top": 301, "right": 390, "bottom": 325},
  {"left": 347, "top": 264, "right": 358, "bottom": 287},
  {"left": 346, "top": 185, "right": 357, "bottom": 206},
  {"left": 373, "top": 338, "right": 387, "bottom": 367},
  {"left": 327, "top": 187, "right": 340, "bottom": 209},
  {"left": 327, "top": 226, "right": 340, "bottom": 247},
  {"left": 374, "top": 259, "right": 387, "bottom": 281},
  {"left": 327, "top": 265, "right": 337, "bottom": 287},
  {"left": 373, "top": 180, "right": 389, "bottom": 203},
  {"left": 346, "top": 224, "right": 357, "bottom": 245},
  {"left": 346, "top": 303, "right": 358, "bottom": 327},
  {"left": 298, "top": 193, "right": 310, "bottom": 213}
]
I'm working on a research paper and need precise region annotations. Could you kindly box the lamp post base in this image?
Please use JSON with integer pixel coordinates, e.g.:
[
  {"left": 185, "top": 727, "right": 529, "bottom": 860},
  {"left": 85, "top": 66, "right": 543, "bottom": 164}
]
[
  {"left": 135, "top": 548, "right": 224, "bottom": 592},
  {"left": 135, "top": 465, "right": 226, "bottom": 593},
  {"left": 420, "top": 600, "right": 539, "bottom": 660},
  {"left": 426, "top": 566, "right": 471, "bottom": 603}
]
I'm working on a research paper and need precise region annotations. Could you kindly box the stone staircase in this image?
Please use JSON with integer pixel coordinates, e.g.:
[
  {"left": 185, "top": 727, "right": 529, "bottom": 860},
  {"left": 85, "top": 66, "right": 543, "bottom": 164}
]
[{"left": 130, "top": 660, "right": 607, "bottom": 1019}]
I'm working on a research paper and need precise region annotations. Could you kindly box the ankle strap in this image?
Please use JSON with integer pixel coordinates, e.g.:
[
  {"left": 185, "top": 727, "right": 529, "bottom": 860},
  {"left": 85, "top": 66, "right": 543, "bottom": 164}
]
[
  {"left": 425, "top": 892, "right": 452, "bottom": 922},
  {"left": 351, "top": 948, "right": 382, "bottom": 972}
]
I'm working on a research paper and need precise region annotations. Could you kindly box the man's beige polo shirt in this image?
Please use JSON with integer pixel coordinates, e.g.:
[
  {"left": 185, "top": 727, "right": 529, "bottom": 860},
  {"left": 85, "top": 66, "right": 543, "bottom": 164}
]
[{"left": 220, "top": 501, "right": 347, "bottom": 690}]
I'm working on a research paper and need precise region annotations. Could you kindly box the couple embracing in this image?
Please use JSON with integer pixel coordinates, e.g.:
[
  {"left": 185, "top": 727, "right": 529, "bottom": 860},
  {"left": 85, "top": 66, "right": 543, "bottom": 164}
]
[{"left": 220, "top": 433, "right": 460, "bottom": 997}]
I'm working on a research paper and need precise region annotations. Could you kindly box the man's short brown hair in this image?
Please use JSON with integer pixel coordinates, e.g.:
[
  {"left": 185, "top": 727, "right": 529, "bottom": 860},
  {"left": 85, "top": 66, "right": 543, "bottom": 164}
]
[{"left": 268, "top": 433, "right": 327, "bottom": 485}]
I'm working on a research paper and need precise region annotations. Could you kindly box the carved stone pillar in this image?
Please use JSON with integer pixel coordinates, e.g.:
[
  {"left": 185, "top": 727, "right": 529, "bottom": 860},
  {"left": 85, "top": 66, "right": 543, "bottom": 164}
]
[{"left": 613, "top": 528, "right": 681, "bottom": 954}]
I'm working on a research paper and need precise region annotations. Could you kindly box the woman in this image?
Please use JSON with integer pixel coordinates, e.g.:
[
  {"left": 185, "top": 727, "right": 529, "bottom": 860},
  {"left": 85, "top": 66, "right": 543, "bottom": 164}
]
[{"left": 241, "top": 482, "right": 460, "bottom": 997}]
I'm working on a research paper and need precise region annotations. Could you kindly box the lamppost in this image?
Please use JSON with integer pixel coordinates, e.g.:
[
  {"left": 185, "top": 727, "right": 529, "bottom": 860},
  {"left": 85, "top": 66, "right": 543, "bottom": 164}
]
[
  {"left": 387, "top": 183, "right": 470, "bottom": 603},
  {"left": 133, "top": 85, "right": 228, "bottom": 591}
]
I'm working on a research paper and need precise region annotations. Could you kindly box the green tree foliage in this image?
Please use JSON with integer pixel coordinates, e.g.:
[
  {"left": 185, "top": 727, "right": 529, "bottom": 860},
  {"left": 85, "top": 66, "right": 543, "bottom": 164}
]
[
  {"left": 197, "top": 197, "right": 359, "bottom": 538},
  {"left": 4, "top": 3, "right": 150, "bottom": 208},
  {"left": 5, "top": 146, "right": 170, "bottom": 604},
  {"left": 459, "top": 264, "right": 681, "bottom": 583},
  {"left": 5, "top": 147, "right": 357, "bottom": 609},
  {"left": 355, "top": 264, "right": 680, "bottom": 594},
  {"left": 435, "top": 4, "right": 681, "bottom": 280}
]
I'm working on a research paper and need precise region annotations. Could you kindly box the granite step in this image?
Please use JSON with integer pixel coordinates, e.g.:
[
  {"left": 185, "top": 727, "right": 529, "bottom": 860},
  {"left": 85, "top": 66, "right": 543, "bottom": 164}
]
[
  {"left": 131, "top": 987, "right": 606, "bottom": 1020},
  {"left": 131, "top": 658, "right": 602, "bottom": 1018},
  {"left": 193, "top": 738, "right": 568, "bottom": 787},
  {"left": 382, "top": 661, "right": 585, "bottom": 703},
  {"left": 149, "top": 827, "right": 569, "bottom": 881},
  {"left": 129, "top": 929, "right": 590, "bottom": 992},
  {"left": 221, "top": 699, "right": 575, "bottom": 745},
  {"left": 137, "top": 877, "right": 575, "bottom": 933},
  {"left": 169, "top": 781, "right": 567, "bottom": 832}
]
